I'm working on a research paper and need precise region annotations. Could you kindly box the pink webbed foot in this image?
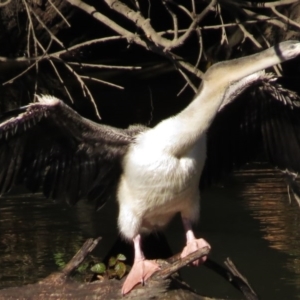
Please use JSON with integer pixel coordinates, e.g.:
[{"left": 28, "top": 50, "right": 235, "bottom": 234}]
[
  {"left": 122, "top": 258, "right": 160, "bottom": 295},
  {"left": 181, "top": 217, "right": 211, "bottom": 266},
  {"left": 122, "top": 234, "right": 160, "bottom": 295},
  {"left": 180, "top": 238, "right": 211, "bottom": 266}
]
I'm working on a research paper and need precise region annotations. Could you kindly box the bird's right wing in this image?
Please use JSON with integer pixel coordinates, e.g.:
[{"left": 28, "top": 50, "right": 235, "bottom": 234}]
[{"left": 0, "top": 95, "right": 147, "bottom": 209}]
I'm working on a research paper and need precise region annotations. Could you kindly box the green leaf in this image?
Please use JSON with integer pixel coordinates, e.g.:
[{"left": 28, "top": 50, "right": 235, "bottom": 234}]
[
  {"left": 114, "top": 262, "right": 127, "bottom": 279},
  {"left": 53, "top": 252, "right": 66, "bottom": 269},
  {"left": 77, "top": 262, "right": 89, "bottom": 273},
  {"left": 90, "top": 263, "right": 106, "bottom": 274},
  {"left": 116, "top": 253, "right": 126, "bottom": 261},
  {"left": 108, "top": 256, "right": 117, "bottom": 267}
]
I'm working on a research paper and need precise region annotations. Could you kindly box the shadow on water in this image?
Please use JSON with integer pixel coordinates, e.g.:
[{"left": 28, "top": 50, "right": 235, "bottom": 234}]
[
  {"left": 0, "top": 193, "right": 86, "bottom": 288},
  {"left": 0, "top": 163, "right": 299, "bottom": 299}
]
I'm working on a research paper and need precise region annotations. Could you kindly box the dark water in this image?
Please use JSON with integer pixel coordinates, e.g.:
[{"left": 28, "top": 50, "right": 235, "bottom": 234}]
[{"left": 0, "top": 164, "right": 299, "bottom": 299}]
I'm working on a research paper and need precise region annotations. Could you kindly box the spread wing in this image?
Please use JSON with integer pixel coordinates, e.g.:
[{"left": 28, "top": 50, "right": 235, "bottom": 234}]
[
  {"left": 0, "top": 95, "right": 147, "bottom": 209},
  {"left": 202, "top": 78, "right": 300, "bottom": 185}
]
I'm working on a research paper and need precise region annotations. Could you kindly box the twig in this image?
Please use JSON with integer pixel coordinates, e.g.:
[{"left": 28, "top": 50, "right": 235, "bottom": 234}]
[
  {"left": 242, "top": 8, "right": 288, "bottom": 30},
  {"left": 163, "top": 245, "right": 258, "bottom": 299},
  {"left": 36, "top": 39, "right": 75, "bottom": 103},
  {"left": 63, "top": 238, "right": 101, "bottom": 277},
  {"left": 162, "top": 0, "right": 178, "bottom": 40},
  {"left": 236, "top": 17, "right": 262, "bottom": 48},
  {"left": 49, "top": 60, "right": 74, "bottom": 103},
  {"left": 23, "top": 0, "right": 39, "bottom": 94},
  {"left": 48, "top": 0, "right": 71, "bottom": 27},
  {"left": 43, "top": 237, "right": 102, "bottom": 285},
  {"left": 224, "top": 258, "right": 259, "bottom": 300},
  {"left": 106, "top": 0, "right": 172, "bottom": 48},
  {"left": 66, "top": 0, "right": 147, "bottom": 48},
  {"left": 201, "top": 19, "right": 272, "bottom": 29},
  {"left": 167, "top": 0, "right": 195, "bottom": 19},
  {"left": 222, "top": 0, "right": 298, "bottom": 8},
  {"left": 178, "top": 69, "right": 198, "bottom": 93},
  {"left": 105, "top": 0, "right": 216, "bottom": 51},
  {"left": 191, "top": 0, "right": 196, "bottom": 14},
  {"left": 63, "top": 62, "right": 101, "bottom": 119},
  {"left": 65, "top": 0, "right": 204, "bottom": 78},
  {"left": 271, "top": 6, "right": 300, "bottom": 30},
  {"left": 165, "top": 0, "right": 216, "bottom": 51},
  {"left": 202, "top": 258, "right": 259, "bottom": 300},
  {"left": 27, "top": 4, "right": 65, "bottom": 48},
  {"left": 80, "top": 75, "right": 124, "bottom": 90},
  {"left": 155, "top": 246, "right": 210, "bottom": 280},
  {"left": 217, "top": 4, "right": 228, "bottom": 45},
  {"left": 67, "top": 62, "right": 141, "bottom": 70},
  {"left": 0, "top": 0, "right": 11, "bottom": 7},
  {"left": 2, "top": 61, "right": 35, "bottom": 85},
  {"left": 53, "top": 36, "right": 127, "bottom": 58},
  {"left": 167, "top": 0, "right": 204, "bottom": 92}
]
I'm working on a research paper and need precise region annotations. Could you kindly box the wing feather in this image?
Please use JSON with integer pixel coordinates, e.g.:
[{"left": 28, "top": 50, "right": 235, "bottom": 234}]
[
  {"left": 203, "top": 84, "right": 300, "bottom": 185},
  {"left": 0, "top": 95, "right": 146, "bottom": 208}
]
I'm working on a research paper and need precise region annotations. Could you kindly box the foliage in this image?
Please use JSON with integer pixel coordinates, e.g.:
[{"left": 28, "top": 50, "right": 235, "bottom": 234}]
[{"left": 91, "top": 253, "right": 128, "bottom": 280}]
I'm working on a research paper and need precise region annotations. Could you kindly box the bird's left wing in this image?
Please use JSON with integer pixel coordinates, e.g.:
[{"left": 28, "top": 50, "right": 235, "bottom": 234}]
[
  {"left": 0, "top": 95, "right": 146, "bottom": 208},
  {"left": 202, "top": 77, "right": 300, "bottom": 186}
]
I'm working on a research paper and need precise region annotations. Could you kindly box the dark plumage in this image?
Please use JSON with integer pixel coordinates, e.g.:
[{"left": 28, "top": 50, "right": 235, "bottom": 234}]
[{"left": 0, "top": 96, "right": 147, "bottom": 207}]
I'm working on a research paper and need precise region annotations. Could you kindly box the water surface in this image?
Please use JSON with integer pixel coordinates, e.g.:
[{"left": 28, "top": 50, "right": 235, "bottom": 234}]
[{"left": 0, "top": 164, "right": 299, "bottom": 299}]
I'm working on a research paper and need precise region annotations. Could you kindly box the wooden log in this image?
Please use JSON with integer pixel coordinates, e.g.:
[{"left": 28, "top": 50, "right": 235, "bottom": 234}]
[{"left": 0, "top": 237, "right": 258, "bottom": 300}]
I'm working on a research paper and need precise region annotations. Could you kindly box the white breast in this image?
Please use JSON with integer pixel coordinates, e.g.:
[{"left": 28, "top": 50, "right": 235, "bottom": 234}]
[{"left": 117, "top": 127, "right": 206, "bottom": 240}]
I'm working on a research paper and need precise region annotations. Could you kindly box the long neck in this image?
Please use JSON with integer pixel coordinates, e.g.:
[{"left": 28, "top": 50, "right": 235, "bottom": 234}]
[{"left": 165, "top": 42, "right": 299, "bottom": 156}]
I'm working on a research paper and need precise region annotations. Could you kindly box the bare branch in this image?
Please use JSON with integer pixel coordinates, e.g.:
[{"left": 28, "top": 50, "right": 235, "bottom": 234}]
[
  {"left": 162, "top": 0, "right": 178, "bottom": 40},
  {"left": 2, "top": 62, "right": 36, "bottom": 86},
  {"left": 0, "top": 0, "right": 11, "bottom": 7},
  {"left": 27, "top": 3, "right": 65, "bottom": 48},
  {"left": 2, "top": 39, "right": 52, "bottom": 86},
  {"left": 65, "top": 0, "right": 204, "bottom": 78},
  {"left": 105, "top": 0, "right": 172, "bottom": 47},
  {"left": 167, "top": 0, "right": 195, "bottom": 18},
  {"left": 242, "top": 8, "right": 288, "bottom": 30},
  {"left": 191, "top": 0, "right": 196, "bottom": 14},
  {"left": 67, "top": 62, "right": 141, "bottom": 70},
  {"left": 221, "top": 0, "right": 298, "bottom": 8},
  {"left": 80, "top": 75, "right": 124, "bottom": 90},
  {"left": 22, "top": 0, "right": 39, "bottom": 94},
  {"left": 201, "top": 19, "right": 269, "bottom": 29},
  {"left": 224, "top": 258, "right": 258, "bottom": 298},
  {"left": 217, "top": 4, "right": 228, "bottom": 45},
  {"left": 236, "top": 17, "right": 262, "bottom": 48},
  {"left": 178, "top": 69, "right": 197, "bottom": 93},
  {"left": 48, "top": 0, "right": 71, "bottom": 27},
  {"left": 104, "top": 0, "right": 217, "bottom": 51},
  {"left": 44, "top": 237, "right": 102, "bottom": 284},
  {"left": 47, "top": 60, "right": 75, "bottom": 103},
  {"left": 66, "top": 0, "right": 148, "bottom": 48},
  {"left": 35, "top": 37, "right": 75, "bottom": 104},
  {"left": 63, "top": 62, "right": 101, "bottom": 119},
  {"left": 270, "top": 6, "right": 300, "bottom": 30}
]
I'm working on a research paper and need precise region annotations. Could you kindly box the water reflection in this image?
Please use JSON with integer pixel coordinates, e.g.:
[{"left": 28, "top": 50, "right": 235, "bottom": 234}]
[
  {"left": 235, "top": 165, "right": 300, "bottom": 297},
  {"left": 0, "top": 165, "right": 299, "bottom": 300},
  {"left": 0, "top": 193, "right": 85, "bottom": 288}
]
